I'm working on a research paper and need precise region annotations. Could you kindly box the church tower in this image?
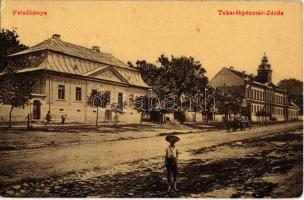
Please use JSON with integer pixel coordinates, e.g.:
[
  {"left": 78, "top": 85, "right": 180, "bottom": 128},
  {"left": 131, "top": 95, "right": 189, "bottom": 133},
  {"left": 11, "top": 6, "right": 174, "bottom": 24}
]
[{"left": 256, "top": 53, "right": 272, "bottom": 84}]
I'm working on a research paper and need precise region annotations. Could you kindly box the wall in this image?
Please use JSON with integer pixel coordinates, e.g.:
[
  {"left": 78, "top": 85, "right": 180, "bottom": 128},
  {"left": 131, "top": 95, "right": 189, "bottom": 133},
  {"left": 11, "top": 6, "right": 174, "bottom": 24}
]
[
  {"left": 210, "top": 68, "right": 245, "bottom": 88},
  {"left": 0, "top": 73, "right": 148, "bottom": 124}
]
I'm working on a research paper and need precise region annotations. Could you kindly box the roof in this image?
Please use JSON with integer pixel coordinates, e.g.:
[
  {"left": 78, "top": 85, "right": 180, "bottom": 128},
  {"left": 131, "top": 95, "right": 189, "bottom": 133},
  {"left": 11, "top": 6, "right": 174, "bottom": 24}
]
[
  {"left": 225, "top": 67, "right": 284, "bottom": 91},
  {"left": 288, "top": 101, "right": 300, "bottom": 109},
  {"left": 9, "top": 36, "right": 135, "bottom": 70},
  {"left": 228, "top": 68, "right": 256, "bottom": 80},
  {"left": 7, "top": 35, "right": 150, "bottom": 88}
]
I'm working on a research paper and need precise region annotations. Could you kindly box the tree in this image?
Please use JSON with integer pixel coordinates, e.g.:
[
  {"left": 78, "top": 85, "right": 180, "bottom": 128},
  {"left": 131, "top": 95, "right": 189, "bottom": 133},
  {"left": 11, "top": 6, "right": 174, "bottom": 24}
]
[
  {"left": 87, "top": 91, "right": 110, "bottom": 126},
  {"left": 256, "top": 110, "right": 270, "bottom": 123},
  {"left": 128, "top": 60, "right": 159, "bottom": 87},
  {"left": 110, "top": 102, "right": 124, "bottom": 127},
  {"left": 214, "top": 85, "right": 247, "bottom": 119},
  {"left": 129, "top": 55, "right": 209, "bottom": 122},
  {"left": 130, "top": 55, "right": 208, "bottom": 99},
  {"left": 0, "top": 28, "right": 28, "bottom": 72},
  {"left": 133, "top": 95, "right": 162, "bottom": 123},
  {"left": 0, "top": 68, "right": 36, "bottom": 127},
  {"left": 278, "top": 78, "right": 303, "bottom": 114}
]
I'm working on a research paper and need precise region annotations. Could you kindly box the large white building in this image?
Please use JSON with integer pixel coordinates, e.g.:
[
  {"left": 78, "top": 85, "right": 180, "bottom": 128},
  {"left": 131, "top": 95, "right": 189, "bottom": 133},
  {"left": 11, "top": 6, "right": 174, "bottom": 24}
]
[
  {"left": 210, "top": 54, "right": 299, "bottom": 122},
  {"left": 0, "top": 34, "right": 150, "bottom": 124}
]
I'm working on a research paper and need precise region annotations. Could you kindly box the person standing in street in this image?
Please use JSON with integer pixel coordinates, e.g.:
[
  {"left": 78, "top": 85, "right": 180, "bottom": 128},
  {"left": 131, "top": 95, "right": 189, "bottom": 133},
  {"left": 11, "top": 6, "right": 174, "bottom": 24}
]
[
  {"left": 45, "top": 111, "right": 51, "bottom": 125},
  {"left": 61, "top": 114, "right": 67, "bottom": 124},
  {"left": 165, "top": 135, "right": 180, "bottom": 192}
]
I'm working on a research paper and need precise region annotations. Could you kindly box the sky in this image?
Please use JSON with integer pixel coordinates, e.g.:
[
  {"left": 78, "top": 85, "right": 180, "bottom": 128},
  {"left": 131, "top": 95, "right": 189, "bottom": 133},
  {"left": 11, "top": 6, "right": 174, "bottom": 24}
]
[{"left": 1, "top": 0, "right": 303, "bottom": 84}]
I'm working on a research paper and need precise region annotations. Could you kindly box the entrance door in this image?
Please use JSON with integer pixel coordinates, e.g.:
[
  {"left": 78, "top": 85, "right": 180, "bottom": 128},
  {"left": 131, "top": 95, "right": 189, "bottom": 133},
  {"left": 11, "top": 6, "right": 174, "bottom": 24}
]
[
  {"left": 33, "top": 100, "right": 41, "bottom": 120},
  {"left": 105, "top": 109, "right": 112, "bottom": 122},
  {"left": 150, "top": 111, "right": 163, "bottom": 123}
]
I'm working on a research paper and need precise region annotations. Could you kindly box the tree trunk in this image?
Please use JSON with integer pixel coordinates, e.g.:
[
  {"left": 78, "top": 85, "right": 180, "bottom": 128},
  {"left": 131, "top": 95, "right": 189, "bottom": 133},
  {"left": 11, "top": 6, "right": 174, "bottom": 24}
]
[
  {"left": 113, "top": 112, "right": 118, "bottom": 128},
  {"left": 8, "top": 105, "right": 13, "bottom": 128},
  {"left": 96, "top": 107, "right": 99, "bottom": 126}
]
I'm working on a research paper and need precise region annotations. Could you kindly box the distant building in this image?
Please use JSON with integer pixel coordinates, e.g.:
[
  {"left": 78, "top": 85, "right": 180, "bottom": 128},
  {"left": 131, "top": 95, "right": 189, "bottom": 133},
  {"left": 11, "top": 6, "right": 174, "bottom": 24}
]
[
  {"left": 0, "top": 34, "right": 150, "bottom": 124},
  {"left": 210, "top": 54, "right": 299, "bottom": 122}
]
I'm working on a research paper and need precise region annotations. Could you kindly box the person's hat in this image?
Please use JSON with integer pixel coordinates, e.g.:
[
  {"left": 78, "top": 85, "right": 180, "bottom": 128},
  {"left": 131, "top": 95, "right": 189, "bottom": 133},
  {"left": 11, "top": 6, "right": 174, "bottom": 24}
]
[{"left": 165, "top": 135, "right": 180, "bottom": 143}]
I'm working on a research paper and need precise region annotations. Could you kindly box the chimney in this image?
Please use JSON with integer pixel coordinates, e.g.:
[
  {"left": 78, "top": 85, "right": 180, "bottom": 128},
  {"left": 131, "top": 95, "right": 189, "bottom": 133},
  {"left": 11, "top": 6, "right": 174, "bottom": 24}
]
[
  {"left": 92, "top": 46, "right": 100, "bottom": 52},
  {"left": 229, "top": 66, "right": 234, "bottom": 70},
  {"left": 52, "top": 34, "right": 61, "bottom": 40},
  {"left": 242, "top": 71, "right": 246, "bottom": 77}
]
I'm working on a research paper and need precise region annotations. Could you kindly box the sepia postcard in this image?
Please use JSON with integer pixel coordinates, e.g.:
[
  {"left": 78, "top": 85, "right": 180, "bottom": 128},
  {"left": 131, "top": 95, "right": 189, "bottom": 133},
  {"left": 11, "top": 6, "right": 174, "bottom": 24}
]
[{"left": 0, "top": 0, "right": 303, "bottom": 198}]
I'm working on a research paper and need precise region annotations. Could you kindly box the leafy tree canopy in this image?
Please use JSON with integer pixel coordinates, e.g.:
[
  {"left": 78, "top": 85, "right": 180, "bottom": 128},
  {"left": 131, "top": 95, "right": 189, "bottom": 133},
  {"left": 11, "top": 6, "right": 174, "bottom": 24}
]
[
  {"left": 0, "top": 28, "right": 28, "bottom": 72},
  {"left": 129, "top": 55, "right": 209, "bottom": 112},
  {"left": 278, "top": 78, "right": 303, "bottom": 113},
  {"left": 214, "top": 85, "right": 247, "bottom": 116},
  {"left": 0, "top": 68, "right": 36, "bottom": 127}
]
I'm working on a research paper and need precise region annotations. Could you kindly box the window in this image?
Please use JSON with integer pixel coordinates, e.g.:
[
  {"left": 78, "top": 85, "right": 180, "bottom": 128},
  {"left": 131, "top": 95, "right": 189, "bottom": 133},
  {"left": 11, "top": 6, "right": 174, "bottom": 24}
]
[
  {"left": 102, "top": 91, "right": 111, "bottom": 106},
  {"left": 104, "top": 91, "right": 111, "bottom": 103},
  {"left": 58, "top": 85, "right": 65, "bottom": 99},
  {"left": 91, "top": 89, "right": 97, "bottom": 95},
  {"left": 118, "top": 93, "right": 123, "bottom": 110},
  {"left": 76, "top": 87, "right": 82, "bottom": 101},
  {"left": 129, "top": 94, "right": 134, "bottom": 106}
]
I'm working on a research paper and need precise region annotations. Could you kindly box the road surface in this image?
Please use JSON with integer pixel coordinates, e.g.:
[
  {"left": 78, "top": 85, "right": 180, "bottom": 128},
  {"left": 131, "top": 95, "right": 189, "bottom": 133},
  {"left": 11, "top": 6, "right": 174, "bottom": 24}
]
[{"left": 0, "top": 121, "right": 302, "bottom": 197}]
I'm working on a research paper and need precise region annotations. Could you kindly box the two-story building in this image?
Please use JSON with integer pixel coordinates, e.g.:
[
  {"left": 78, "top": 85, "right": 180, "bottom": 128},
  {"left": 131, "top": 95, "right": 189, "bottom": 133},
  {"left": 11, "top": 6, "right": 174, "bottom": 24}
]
[
  {"left": 0, "top": 34, "right": 150, "bottom": 124},
  {"left": 210, "top": 54, "right": 299, "bottom": 122}
]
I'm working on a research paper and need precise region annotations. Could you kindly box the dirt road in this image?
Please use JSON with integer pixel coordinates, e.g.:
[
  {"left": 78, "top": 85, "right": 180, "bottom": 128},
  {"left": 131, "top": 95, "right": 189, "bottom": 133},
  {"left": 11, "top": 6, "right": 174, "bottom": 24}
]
[{"left": 0, "top": 121, "right": 302, "bottom": 197}]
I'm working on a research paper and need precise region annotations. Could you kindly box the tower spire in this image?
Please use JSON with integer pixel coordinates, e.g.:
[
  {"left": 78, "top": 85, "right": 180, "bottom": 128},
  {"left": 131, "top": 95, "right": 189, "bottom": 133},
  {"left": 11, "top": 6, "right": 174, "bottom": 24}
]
[{"left": 257, "top": 53, "right": 272, "bottom": 84}]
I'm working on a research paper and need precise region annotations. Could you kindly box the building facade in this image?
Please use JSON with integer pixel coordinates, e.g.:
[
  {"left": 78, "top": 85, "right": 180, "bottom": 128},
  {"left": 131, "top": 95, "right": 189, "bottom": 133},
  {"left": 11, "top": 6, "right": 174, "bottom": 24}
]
[
  {"left": 0, "top": 34, "right": 150, "bottom": 124},
  {"left": 210, "top": 54, "right": 299, "bottom": 122}
]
